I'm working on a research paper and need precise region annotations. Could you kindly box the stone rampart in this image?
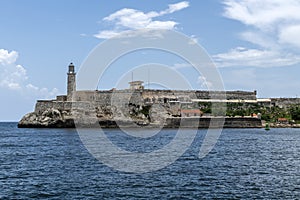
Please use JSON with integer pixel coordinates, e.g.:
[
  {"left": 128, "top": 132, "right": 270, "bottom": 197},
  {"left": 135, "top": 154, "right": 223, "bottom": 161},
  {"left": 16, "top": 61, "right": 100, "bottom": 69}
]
[
  {"left": 35, "top": 100, "right": 54, "bottom": 114},
  {"left": 165, "top": 117, "right": 262, "bottom": 128},
  {"left": 34, "top": 89, "right": 257, "bottom": 114},
  {"left": 271, "top": 98, "right": 300, "bottom": 108}
]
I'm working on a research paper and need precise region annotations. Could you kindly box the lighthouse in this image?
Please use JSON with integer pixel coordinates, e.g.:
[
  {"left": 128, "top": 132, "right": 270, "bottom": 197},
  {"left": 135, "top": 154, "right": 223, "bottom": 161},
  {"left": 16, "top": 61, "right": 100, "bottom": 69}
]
[{"left": 67, "top": 63, "right": 76, "bottom": 101}]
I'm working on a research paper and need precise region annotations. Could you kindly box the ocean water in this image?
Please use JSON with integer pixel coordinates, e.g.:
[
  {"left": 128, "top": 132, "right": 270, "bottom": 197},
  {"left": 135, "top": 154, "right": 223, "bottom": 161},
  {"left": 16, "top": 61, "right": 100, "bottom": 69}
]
[{"left": 1, "top": 122, "right": 300, "bottom": 199}]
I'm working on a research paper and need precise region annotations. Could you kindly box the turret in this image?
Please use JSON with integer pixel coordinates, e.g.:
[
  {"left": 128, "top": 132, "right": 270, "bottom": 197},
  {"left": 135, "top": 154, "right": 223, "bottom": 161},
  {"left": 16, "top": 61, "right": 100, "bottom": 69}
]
[{"left": 67, "top": 63, "right": 76, "bottom": 101}]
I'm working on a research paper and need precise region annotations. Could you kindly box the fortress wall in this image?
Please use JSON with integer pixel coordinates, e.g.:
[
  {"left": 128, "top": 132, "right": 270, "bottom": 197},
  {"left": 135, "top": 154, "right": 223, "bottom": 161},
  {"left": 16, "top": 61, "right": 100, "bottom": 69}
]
[
  {"left": 53, "top": 101, "right": 65, "bottom": 111},
  {"left": 271, "top": 98, "right": 300, "bottom": 108},
  {"left": 62, "top": 102, "right": 72, "bottom": 111},
  {"left": 34, "top": 89, "right": 257, "bottom": 114},
  {"left": 142, "top": 90, "right": 196, "bottom": 103},
  {"left": 71, "top": 89, "right": 257, "bottom": 107},
  {"left": 73, "top": 90, "right": 139, "bottom": 106},
  {"left": 95, "top": 90, "right": 144, "bottom": 106},
  {"left": 92, "top": 90, "right": 257, "bottom": 106},
  {"left": 142, "top": 90, "right": 256, "bottom": 101},
  {"left": 96, "top": 92, "right": 113, "bottom": 106},
  {"left": 115, "top": 90, "right": 256, "bottom": 104},
  {"left": 35, "top": 101, "right": 54, "bottom": 114},
  {"left": 52, "top": 101, "right": 73, "bottom": 111},
  {"left": 71, "top": 101, "right": 95, "bottom": 111},
  {"left": 35, "top": 101, "right": 74, "bottom": 113},
  {"left": 223, "top": 117, "right": 262, "bottom": 128},
  {"left": 73, "top": 91, "right": 97, "bottom": 101},
  {"left": 128, "top": 91, "right": 144, "bottom": 105},
  {"left": 165, "top": 117, "right": 262, "bottom": 128},
  {"left": 225, "top": 91, "right": 257, "bottom": 100},
  {"left": 195, "top": 91, "right": 256, "bottom": 100}
]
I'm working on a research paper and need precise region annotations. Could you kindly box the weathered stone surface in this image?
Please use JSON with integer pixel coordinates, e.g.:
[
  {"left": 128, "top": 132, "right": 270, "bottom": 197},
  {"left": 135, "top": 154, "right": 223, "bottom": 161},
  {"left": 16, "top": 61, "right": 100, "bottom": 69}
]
[
  {"left": 18, "top": 108, "right": 75, "bottom": 128},
  {"left": 164, "top": 117, "right": 262, "bottom": 128}
]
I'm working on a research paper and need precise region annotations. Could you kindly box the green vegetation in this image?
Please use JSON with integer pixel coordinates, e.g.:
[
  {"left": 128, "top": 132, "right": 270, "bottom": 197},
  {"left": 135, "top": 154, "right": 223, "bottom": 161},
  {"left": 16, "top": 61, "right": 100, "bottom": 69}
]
[
  {"left": 198, "top": 102, "right": 300, "bottom": 123},
  {"left": 289, "top": 105, "right": 300, "bottom": 122},
  {"left": 260, "top": 106, "right": 290, "bottom": 122},
  {"left": 198, "top": 102, "right": 211, "bottom": 113},
  {"left": 140, "top": 105, "right": 151, "bottom": 117}
]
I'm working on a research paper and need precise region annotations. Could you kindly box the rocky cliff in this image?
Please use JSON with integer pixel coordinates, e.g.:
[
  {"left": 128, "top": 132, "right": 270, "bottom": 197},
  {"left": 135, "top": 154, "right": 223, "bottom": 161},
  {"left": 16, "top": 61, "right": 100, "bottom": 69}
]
[
  {"left": 18, "top": 107, "right": 262, "bottom": 128},
  {"left": 18, "top": 108, "right": 75, "bottom": 128}
]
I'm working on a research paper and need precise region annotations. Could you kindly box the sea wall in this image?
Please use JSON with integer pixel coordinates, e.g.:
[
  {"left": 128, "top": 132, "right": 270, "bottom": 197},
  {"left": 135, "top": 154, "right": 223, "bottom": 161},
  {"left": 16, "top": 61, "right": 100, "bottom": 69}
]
[
  {"left": 96, "top": 117, "right": 262, "bottom": 129},
  {"left": 165, "top": 117, "right": 262, "bottom": 128}
]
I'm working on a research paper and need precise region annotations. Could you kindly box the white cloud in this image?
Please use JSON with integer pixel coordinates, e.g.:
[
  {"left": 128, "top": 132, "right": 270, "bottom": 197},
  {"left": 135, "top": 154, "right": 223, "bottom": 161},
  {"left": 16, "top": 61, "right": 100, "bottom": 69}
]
[
  {"left": 240, "top": 31, "right": 276, "bottom": 49},
  {"left": 26, "top": 84, "right": 59, "bottom": 99},
  {"left": 103, "top": 8, "right": 151, "bottom": 29},
  {"left": 146, "top": 20, "right": 177, "bottom": 29},
  {"left": 197, "top": 75, "right": 213, "bottom": 89},
  {"left": 278, "top": 24, "right": 300, "bottom": 48},
  {"left": 165, "top": 1, "right": 189, "bottom": 13},
  {"left": 26, "top": 83, "right": 39, "bottom": 91},
  {"left": 0, "top": 49, "right": 18, "bottom": 65},
  {"left": 217, "top": 0, "right": 300, "bottom": 67},
  {"left": 223, "top": 0, "right": 300, "bottom": 30},
  {"left": 94, "top": 30, "right": 124, "bottom": 39},
  {"left": 213, "top": 47, "right": 300, "bottom": 67},
  {"left": 0, "top": 50, "right": 28, "bottom": 90},
  {"left": 0, "top": 48, "right": 59, "bottom": 98},
  {"left": 94, "top": 1, "right": 189, "bottom": 39}
]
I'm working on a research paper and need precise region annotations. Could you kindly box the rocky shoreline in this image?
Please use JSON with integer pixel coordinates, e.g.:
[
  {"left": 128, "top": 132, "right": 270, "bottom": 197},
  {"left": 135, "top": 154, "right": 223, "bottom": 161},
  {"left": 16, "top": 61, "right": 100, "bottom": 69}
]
[
  {"left": 18, "top": 109, "right": 75, "bottom": 128},
  {"left": 262, "top": 122, "right": 300, "bottom": 128},
  {"left": 18, "top": 108, "right": 263, "bottom": 129}
]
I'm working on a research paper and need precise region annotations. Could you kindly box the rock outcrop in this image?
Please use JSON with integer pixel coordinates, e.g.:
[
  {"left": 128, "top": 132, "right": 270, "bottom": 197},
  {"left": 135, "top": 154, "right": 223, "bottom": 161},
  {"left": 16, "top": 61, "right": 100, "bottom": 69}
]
[{"left": 18, "top": 108, "right": 75, "bottom": 128}]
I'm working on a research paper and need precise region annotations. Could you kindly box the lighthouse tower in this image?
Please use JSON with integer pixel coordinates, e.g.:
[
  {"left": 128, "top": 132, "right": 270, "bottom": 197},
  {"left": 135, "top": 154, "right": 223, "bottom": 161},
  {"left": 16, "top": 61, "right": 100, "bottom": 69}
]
[{"left": 67, "top": 63, "right": 76, "bottom": 101}]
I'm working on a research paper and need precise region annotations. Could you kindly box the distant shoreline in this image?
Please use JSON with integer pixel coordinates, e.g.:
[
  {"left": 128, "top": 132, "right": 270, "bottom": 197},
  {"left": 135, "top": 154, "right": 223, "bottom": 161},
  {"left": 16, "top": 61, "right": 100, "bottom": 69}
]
[{"left": 262, "top": 121, "right": 300, "bottom": 128}]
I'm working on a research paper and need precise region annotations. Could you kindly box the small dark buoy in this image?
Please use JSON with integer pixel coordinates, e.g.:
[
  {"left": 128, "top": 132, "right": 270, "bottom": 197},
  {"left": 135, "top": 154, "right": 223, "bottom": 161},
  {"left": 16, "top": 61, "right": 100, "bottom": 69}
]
[{"left": 265, "top": 122, "right": 270, "bottom": 131}]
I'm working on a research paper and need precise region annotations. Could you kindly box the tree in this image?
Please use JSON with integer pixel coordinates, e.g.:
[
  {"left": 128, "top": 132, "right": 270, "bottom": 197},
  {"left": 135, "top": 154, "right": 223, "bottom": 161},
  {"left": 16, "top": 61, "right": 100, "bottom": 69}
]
[{"left": 290, "top": 105, "right": 300, "bottom": 120}]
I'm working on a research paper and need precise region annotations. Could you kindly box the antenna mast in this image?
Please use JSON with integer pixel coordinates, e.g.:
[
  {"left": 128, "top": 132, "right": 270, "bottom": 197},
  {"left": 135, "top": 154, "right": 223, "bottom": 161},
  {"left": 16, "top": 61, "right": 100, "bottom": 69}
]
[
  {"left": 148, "top": 68, "right": 150, "bottom": 89},
  {"left": 131, "top": 71, "right": 133, "bottom": 82}
]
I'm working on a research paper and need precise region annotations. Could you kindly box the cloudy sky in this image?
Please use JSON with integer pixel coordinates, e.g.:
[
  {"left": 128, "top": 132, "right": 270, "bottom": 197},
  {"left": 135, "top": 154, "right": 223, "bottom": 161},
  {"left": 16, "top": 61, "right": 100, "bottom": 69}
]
[{"left": 1, "top": 0, "right": 300, "bottom": 121}]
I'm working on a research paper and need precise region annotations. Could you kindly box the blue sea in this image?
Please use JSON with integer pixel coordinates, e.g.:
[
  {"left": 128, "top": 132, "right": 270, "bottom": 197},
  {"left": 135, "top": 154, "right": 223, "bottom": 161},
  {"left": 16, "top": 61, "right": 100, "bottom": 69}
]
[{"left": 1, "top": 122, "right": 300, "bottom": 199}]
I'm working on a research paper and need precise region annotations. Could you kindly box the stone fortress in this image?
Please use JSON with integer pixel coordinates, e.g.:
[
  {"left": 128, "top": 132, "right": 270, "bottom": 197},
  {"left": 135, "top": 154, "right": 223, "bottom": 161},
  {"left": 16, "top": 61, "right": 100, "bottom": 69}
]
[{"left": 18, "top": 63, "right": 300, "bottom": 128}]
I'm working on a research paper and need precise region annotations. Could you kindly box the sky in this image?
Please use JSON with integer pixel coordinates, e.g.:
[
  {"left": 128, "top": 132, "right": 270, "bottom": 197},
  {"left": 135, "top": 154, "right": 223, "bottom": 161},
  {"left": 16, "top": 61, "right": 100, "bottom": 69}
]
[{"left": 1, "top": 0, "right": 300, "bottom": 121}]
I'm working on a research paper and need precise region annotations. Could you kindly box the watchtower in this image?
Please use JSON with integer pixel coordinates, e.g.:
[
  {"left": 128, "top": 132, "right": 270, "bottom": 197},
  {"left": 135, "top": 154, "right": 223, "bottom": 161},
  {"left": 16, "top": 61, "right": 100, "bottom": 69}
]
[
  {"left": 67, "top": 63, "right": 76, "bottom": 101},
  {"left": 129, "top": 81, "right": 144, "bottom": 90}
]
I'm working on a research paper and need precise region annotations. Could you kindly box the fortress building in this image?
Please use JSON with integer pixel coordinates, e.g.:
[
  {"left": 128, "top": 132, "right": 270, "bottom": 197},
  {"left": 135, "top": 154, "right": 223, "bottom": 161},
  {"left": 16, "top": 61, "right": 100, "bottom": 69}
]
[
  {"left": 33, "top": 63, "right": 259, "bottom": 114},
  {"left": 19, "top": 63, "right": 267, "bottom": 128}
]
